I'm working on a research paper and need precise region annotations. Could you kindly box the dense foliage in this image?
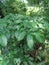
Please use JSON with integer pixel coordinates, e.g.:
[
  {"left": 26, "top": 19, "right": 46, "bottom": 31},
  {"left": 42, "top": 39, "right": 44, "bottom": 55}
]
[
  {"left": 0, "top": 0, "right": 27, "bottom": 17},
  {"left": 0, "top": 0, "right": 49, "bottom": 65}
]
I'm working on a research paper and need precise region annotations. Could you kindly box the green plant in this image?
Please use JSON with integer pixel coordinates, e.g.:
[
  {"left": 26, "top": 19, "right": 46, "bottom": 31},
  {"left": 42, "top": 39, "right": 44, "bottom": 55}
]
[{"left": 0, "top": 13, "right": 49, "bottom": 65}]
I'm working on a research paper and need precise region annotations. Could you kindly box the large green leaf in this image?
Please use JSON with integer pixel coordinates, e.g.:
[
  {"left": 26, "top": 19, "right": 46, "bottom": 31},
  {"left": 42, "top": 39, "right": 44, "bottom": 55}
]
[
  {"left": 15, "top": 31, "right": 26, "bottom": 41},
  {"left": 0, "top": 35, "right": 7, "bottom": 47},
  {"left": 27, "top": 35, "right": 34, "bottom": 49},
  {"left": 23, "top": 61, "right": 28, "bottom": 65},
  {"left": 34, "top": 32, "right": 45, "bottom": 43},
  {"left": 29, "top": 61, "right": 35, "bottom": 65}
]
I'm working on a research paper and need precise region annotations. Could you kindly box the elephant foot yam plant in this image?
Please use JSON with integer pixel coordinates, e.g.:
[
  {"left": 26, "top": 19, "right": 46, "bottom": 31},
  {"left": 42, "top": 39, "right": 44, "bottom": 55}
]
[{"left": 0, "top": 14, "right": 49, "bottom": 65}]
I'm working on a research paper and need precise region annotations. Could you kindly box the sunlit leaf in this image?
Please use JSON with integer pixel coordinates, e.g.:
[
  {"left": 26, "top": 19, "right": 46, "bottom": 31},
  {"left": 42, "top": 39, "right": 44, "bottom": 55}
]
[
  {"left": 15, "top": 31, "right": 26, "bottom": 41},
  {"left": 0, "top": 35, "right": 7, "bottom": 47},
  {"left": 27, "top": 35, "right": 34, "bottom": 49}
]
